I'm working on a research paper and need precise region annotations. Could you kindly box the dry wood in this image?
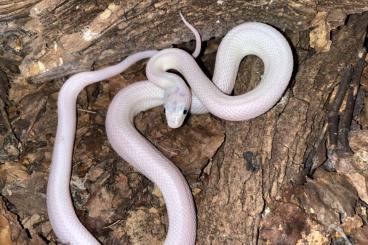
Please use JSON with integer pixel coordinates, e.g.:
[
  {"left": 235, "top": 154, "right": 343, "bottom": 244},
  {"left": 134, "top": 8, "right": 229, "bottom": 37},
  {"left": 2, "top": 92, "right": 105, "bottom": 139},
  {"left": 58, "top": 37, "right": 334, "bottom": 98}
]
[{"left": 0, "top": 1, "right": 368, "bottom": 245}]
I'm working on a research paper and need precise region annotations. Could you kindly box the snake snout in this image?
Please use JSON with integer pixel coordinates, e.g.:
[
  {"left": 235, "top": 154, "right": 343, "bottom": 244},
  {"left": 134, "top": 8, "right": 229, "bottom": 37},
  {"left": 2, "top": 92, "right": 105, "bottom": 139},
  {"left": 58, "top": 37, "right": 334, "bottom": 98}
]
[
  {"left": 165, "top": 107, "right": 186, "bottom": 128},
  {"left": 167, "top": 120, "right": 181, "bottom": 128},
  {"left": 166, "top": 113, "right": 184, "bottom": 128}
]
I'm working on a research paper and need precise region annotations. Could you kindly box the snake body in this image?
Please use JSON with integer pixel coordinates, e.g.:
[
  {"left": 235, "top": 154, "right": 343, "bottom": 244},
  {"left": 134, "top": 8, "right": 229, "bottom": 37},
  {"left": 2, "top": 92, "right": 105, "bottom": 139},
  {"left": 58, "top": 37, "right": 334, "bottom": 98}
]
[{"left": 47, "top": 20, "right": 293, "bottom": 245}]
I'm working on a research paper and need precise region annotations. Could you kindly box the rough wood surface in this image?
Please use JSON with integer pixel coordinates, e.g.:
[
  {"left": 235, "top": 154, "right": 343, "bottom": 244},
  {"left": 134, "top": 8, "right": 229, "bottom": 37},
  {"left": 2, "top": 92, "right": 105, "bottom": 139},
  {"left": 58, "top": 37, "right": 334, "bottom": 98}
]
[
  {"left": 194, "top": 13, "right": 368, "bottom": 244},
  {"left": 1, "top": 0, "right": 368, "bottom": 83},
  {"left": 1, "top": 1, "right": 368, "bottom": 245}
]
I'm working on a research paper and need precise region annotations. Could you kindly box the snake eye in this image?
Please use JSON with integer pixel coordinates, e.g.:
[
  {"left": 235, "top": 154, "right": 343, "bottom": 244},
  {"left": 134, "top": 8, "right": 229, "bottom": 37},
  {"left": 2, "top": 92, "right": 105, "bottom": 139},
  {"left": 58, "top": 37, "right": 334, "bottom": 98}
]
[{"left": 183, "top": 109, "right": 188, "bottom": 115}]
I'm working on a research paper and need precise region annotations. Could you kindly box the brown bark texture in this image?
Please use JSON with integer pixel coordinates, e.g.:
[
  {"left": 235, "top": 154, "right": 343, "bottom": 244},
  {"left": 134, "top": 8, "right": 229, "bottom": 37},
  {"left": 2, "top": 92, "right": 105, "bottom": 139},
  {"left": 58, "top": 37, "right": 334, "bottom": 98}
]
[{"left": 1, "top": 0, "right": 368, "bottom": 245}]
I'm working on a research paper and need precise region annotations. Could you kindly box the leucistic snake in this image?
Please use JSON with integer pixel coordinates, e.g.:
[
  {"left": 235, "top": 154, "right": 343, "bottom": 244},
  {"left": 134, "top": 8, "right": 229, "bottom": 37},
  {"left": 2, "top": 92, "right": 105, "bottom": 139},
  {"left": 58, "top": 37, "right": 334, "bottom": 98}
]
[{"left": 47, "top": 14, "right": 293, "bottom": 245}]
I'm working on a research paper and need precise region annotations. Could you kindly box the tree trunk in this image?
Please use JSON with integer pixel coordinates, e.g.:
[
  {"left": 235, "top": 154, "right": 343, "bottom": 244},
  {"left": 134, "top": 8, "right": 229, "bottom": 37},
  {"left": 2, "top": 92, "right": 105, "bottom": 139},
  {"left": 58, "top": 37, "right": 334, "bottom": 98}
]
[{"left": 1, "top": 1, "right": 368, "bottom": 244}]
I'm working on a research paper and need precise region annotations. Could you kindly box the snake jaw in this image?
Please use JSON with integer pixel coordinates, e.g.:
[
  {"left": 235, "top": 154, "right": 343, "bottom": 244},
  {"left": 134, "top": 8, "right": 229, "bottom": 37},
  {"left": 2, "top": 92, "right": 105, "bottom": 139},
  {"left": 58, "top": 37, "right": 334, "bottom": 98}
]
[
  {"left": 164, "top": 103, "right": 188, "bottom": 128},
  {"left": 167, "top": 116, "right": 183, "bottom": 128}
]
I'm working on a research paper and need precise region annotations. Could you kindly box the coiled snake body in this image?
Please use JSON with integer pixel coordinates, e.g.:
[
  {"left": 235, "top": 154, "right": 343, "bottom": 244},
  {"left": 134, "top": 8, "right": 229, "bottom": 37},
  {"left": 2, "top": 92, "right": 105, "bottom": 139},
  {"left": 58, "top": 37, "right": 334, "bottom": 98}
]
[{"left": 47, "top": 18, "right": 293, "bottom": 245}]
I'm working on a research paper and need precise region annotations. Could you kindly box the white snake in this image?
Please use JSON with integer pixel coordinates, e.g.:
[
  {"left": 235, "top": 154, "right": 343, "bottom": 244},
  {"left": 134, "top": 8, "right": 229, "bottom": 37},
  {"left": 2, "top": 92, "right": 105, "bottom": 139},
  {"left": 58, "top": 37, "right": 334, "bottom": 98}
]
[{"left": 47, "top": 15, "right": 293, "bottom": 245}]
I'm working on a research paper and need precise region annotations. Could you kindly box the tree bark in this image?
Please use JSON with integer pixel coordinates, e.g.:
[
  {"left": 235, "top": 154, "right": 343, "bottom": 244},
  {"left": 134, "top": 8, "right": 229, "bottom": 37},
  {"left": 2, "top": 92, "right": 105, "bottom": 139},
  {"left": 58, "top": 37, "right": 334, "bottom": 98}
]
[
  {"left": 1, "top": 1, "right": 368, "bottom": 245},
  {"left": 0, "top": 0, "right": 367, "bottom": 82}
]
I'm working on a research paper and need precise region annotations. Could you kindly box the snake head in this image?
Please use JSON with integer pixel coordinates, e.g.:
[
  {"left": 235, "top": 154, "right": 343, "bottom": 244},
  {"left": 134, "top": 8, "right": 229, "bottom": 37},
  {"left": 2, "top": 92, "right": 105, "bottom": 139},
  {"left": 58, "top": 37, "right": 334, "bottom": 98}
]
[
  {"left": 164, "top": 85, "right": 191, "bottom": 128},
  {"left": 164, "top": 103, "right": 189, "bottom": 128}
]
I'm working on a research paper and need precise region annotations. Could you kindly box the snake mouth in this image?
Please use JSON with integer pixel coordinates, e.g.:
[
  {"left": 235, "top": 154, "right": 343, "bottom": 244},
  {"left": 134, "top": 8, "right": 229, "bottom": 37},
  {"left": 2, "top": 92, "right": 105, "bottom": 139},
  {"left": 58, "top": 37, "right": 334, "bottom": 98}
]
[{"left": 167, "top": 119, "right": 182, "bottom": 128}]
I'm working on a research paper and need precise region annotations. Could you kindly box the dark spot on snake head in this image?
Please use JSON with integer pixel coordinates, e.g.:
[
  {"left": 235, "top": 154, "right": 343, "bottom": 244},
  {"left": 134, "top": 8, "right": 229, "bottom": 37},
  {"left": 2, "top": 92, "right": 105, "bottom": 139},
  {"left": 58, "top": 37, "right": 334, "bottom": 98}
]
[{"left": 183, "top": 109, "right": 188, "bottom": 115}]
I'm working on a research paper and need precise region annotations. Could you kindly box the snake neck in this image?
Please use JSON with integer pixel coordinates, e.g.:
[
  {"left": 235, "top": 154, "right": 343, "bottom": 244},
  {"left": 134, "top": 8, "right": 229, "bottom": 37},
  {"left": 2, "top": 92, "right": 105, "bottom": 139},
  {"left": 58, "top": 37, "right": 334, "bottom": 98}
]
[{"left": 147, "top": 48, "right": 200, "bottom": 86}]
